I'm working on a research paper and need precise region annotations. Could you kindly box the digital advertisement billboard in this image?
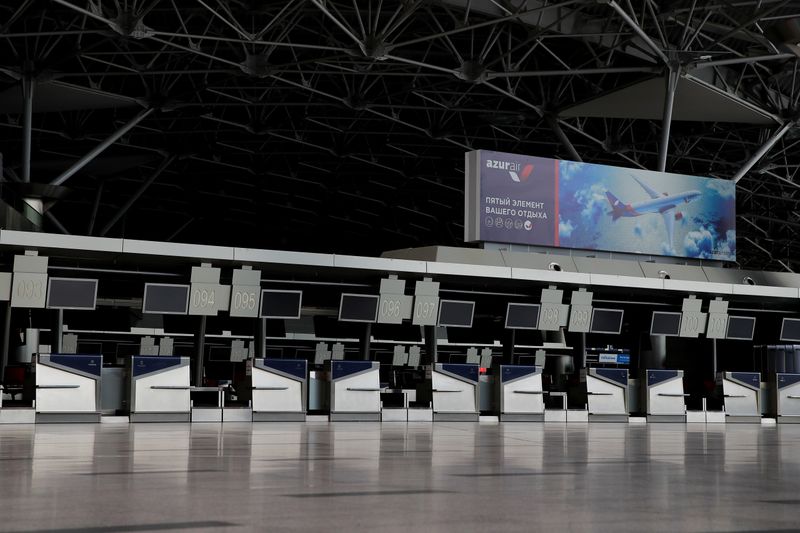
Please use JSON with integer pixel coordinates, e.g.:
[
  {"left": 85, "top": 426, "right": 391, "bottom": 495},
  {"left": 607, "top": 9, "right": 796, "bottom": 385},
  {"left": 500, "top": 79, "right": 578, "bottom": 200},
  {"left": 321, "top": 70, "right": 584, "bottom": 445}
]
[{"left": 465, "top": 150, "right": 736, "bottom": 261}]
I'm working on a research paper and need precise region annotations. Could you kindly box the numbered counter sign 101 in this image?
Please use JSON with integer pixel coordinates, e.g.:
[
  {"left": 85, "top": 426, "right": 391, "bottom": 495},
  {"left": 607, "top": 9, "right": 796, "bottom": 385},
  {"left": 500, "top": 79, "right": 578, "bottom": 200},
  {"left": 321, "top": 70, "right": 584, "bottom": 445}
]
[
  {"left": 188, "top": 282, "right": 221, "bottom": 316},
  {"left": 411, "top": 295, "right": 439, "bottom": 326},
  {"left": 11, "top": 272, "right": 48, "bottom": 308},
  {"left": 229, "top": 285, "right": 261, "bottom": 318},
  {"left": 706, "top": 313, "right": 728, "bottom": 339}
]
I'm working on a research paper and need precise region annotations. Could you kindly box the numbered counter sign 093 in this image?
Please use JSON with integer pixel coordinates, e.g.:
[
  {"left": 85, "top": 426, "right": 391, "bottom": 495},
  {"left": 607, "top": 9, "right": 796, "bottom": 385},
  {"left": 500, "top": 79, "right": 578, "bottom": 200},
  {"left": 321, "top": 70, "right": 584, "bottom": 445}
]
[
  {"left": 11, "top": 272, "right": 48, "bottom": 309},
  {"left": 412, "top": 295, "right": 439, "bottom": 326},
  {"left": 229, "top": 285, "right": 261, "bottom": 318}
]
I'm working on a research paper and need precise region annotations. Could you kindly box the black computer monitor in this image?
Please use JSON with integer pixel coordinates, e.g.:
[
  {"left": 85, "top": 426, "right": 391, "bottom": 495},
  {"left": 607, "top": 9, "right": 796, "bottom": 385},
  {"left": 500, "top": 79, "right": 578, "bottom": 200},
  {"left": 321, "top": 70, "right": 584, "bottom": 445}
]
[
  {"left": 142, "top": 283, "right": 190, "bottom": 315},
  {"left": 338, "top": 293, "right": 379, "bottom": 322},
  {"left": 726, "top": 316, "right": 756, "bottom": 340},
  {"left": 46, "top": 277, "right": 98, "bottom": 310},
  {"left": 260, "top": 289, "right": 303, "bottom": 319},
  {"left": 650, "top": 311, "right": 682, "bottom": 336},
  {"left": 780, "top": 318, "right": 800, "bottom": 342},
  {"left": 505, "top": 303, "right": 541, "bottom": 330},
  {"left": 437, "top": 300, "right": 475, "bottom": 328},
  {"left": 590, "top": 308, "right": 624, "bottom": 334}
]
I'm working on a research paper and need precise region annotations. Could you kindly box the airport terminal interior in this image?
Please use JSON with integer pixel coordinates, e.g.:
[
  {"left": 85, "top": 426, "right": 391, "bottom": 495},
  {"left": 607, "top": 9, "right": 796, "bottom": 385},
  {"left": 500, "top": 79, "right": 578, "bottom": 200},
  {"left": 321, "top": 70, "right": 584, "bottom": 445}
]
[{"left": 4, "top": 1, "right": 800, "bottom": 532}]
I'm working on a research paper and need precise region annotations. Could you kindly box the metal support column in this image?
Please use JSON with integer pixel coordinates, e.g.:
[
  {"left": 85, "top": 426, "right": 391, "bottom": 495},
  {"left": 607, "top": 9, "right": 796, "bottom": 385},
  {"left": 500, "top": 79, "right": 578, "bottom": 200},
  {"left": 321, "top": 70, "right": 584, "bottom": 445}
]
[
  {"left": 360, "top": 323, "right": 372, "bottom": 360},
  {"left": 547, "top": 116, "right": 582, "bottom": 162},
  {"left": 0, "top": 302, "right": 11, "bottom": 383},
  {"left": 658, "top": 67, "right": 680, "bottom": 172},
  {"left": 87, "top": 181, "right": 104, "bottom": 235},
  {"left": 21, "top": 75, "right": 34, "bottom": 183},
  {"left": 424, "top": 325, "right": 438, "bottom": 365},
  {"left": 255, "top": 318, "right": 266, "bottom": 359},
  {"left": 54, "top": 310, "right": 64, "bottom": 354},
  {"left": 502, "top": 329, "right": 516, "bottom": 365},
  {"left": 732, "top": 121, "right": 795, "bottom": 183},
  {"left": 50, "top": 107, "right": 154, "bottom": 186},
  {"left": 194, "top": 315, "right": 207, "bottom": 386}
]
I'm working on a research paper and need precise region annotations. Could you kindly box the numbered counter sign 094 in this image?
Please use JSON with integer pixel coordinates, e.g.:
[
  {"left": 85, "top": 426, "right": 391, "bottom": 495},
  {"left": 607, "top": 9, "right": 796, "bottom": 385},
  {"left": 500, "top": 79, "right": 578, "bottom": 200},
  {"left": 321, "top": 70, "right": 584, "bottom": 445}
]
[
  {"left": 188, "top": 282, "right": 222, "bottom": 316},
  {"left": 229, "top": 285, "right": 261, "bottom": 318},
  {"left": 11, "top": 272, "right": 48, "bottom": 309},
  {"left": 412, "top": 295, "right": 439, "bottom": 326}
]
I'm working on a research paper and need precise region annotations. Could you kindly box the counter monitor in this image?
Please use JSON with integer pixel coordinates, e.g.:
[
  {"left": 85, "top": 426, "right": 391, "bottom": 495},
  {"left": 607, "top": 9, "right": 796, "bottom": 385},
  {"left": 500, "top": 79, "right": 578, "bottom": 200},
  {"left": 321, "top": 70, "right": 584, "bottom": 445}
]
[
  {"left": 142, "top": 283, "right": 190, "bottom": 315},
  {"left": 505, "top": 303, "right": 541, "bottom": 330},
  {"left": 338, "top": 293, "right": 380, "bottom": 322},
  {"left": 650, "top": 311, "right": 682, "bottom": 336},
  {"left": 726, "top": 316, "right": 756, "bottom": 341},
  {"left": 46, "top": 277, "right": 98, "bottom": 310},
  {"left": 260, "top": 289, "right": 303, "bottom": 319},
  {"left": 590, "top": 308, "right": 624, "bottom": 334},
  {"left": 438, "top": 300, "right": 475, "bottom": 328},
  {"left": 780, "top": 318, "right": 800, "bottom": 342}
]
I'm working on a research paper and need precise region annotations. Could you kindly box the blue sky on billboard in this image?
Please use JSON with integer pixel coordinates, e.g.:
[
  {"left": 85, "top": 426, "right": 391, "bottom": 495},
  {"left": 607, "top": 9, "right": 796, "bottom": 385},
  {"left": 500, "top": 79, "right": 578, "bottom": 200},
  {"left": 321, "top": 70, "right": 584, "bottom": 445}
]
[{"left": 558, "top": 162, "right": 736, "bottom": 260}]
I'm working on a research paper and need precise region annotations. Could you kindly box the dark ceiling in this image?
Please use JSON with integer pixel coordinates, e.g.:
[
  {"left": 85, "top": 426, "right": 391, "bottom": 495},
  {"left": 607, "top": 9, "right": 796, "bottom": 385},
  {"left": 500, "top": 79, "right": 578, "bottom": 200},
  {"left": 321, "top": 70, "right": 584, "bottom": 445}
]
[{"left": 1, "top": 0, "right": 800, "bottom": 270}]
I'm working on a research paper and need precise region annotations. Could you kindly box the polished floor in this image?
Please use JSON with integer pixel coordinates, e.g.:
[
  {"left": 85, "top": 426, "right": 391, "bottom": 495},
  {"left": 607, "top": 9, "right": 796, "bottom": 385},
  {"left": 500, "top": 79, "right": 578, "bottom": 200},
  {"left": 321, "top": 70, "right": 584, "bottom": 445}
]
[{"left": 1, "top": 422, "right": 799, "bottom": 532}]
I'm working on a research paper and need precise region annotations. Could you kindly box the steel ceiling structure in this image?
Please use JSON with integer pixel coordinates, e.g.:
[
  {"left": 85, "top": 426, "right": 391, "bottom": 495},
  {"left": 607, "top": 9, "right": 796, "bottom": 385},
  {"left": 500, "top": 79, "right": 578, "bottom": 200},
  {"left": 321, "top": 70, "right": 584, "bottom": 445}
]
[{"left": 1, "top": 0, "right": 800, "bottom": 270}]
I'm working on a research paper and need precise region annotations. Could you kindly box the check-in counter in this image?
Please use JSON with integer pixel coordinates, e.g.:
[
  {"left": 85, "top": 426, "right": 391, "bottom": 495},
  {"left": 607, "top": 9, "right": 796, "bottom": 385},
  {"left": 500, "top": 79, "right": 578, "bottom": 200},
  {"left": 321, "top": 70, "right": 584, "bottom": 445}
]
[
  {"left": 586, "top": 368, "right": 628, "bottom": 422},
  {"left": 432, "top": 363, "right": 479, "bottom": 421},
  {"left": 775, "top": 373, "right": 800, "bottom": 423},
  {"left": 252, "top": 359, "right": 307, "bottom": 422},
  {"left": 497, "top": 365, "right": 544, "bottom": 421},
  {"left": 128, "top": 356, "right": 191, "bottom": 422},
  {"left": 329, "top": 360, "right": 381, "bottom": 421},
  {"left": 721, "top": 372, "right": 761, "bottom": 423},
  {"left": 36, "top": 354, "right": 102, "bottom": 423},
  {"left": 646, "top": 369, "right": 687, "bottom": 422}
]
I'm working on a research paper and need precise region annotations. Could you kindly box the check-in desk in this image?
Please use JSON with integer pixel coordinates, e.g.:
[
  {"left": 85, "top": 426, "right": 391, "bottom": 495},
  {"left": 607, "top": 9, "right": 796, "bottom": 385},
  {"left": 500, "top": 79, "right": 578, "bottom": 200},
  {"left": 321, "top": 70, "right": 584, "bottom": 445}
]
[
  {"left": 329, "top": 360, "right": 381, "bottom": 421},
  {"left": 432, "top": 363, "right": 479, "bottom": 422},
  {"left": 586, "top": 368, "right": 629, "bottom": 422},
  {"left": 775, "top": 373, "right": 800, "bottom": 423},
  {"left": 646, "top": 369, "right": 687, "bottom": 423},
  {"left": 252, "top": 359, "right": 307, "bottom": 422},
  {"left": 128, "top": 356, "right": 191, "bottom": 422},
  {"left": 497, "top": 365, "right": 544, "bottom": 421},
  {"left": 36, "top": 354, "right": 102, "bottom": 423},
  {"left": 721, "top": 372, "right": 761, "bottom": 423}
]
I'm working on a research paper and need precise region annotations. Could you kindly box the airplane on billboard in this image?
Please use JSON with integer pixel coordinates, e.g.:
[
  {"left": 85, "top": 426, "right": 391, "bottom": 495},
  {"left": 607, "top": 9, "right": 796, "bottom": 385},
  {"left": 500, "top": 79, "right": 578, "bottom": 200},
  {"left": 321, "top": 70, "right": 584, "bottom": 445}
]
[{"left": 605, "top": 176, "right": 701, "bottom": 250}]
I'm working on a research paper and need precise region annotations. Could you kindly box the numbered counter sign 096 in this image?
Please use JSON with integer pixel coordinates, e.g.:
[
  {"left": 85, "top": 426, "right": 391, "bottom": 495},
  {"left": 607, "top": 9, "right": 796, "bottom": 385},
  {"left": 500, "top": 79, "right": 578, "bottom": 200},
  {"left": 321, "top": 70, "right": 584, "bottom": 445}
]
[
  {"left": 378, "top": 294, "right": 405, "bottom": 324},
  {"left": 229, "top": 285, "right": 261, "bottom": 318},
  {"left": 11, "top": 272, "right": 48, "bottom": 308},
  {"left": 412, "top": 295, "right": 439, "bottom": 326}
]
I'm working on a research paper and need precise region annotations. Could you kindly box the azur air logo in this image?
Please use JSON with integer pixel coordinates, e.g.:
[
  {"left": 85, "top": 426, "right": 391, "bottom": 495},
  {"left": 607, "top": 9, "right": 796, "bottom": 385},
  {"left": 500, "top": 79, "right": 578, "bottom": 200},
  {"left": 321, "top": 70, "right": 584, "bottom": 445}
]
[{"left": 485, "top": 159, "right": 534, "bottom": 182}]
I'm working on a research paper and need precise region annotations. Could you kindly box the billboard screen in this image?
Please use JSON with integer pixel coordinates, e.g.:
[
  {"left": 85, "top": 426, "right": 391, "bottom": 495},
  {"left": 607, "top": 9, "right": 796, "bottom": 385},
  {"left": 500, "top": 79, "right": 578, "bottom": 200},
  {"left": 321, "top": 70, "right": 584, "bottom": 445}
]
[{"left": 465, "top": 150, "right": 736, "bottom": 261}]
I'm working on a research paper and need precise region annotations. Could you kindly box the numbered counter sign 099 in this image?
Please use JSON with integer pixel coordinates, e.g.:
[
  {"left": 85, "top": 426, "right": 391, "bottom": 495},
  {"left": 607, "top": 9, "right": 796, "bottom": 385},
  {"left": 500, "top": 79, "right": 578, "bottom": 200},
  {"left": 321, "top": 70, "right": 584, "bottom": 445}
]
[{"left": 229, "top": 285, "right": 261, "bottom": 318}]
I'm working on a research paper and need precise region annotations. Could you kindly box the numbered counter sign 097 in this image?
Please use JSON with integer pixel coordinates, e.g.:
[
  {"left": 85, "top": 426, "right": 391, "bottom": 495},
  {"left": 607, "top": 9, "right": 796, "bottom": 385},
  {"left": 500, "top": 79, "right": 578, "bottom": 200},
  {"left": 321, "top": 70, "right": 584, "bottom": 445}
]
[
  {"left": 229, "top": 285, "right": 261, "bottom": 318},
  {"left": 11, "top": 272, "right": 48, "bottom": 309},
  {"left": 412, "top": 295, "right": 439, "bottom": 326}
]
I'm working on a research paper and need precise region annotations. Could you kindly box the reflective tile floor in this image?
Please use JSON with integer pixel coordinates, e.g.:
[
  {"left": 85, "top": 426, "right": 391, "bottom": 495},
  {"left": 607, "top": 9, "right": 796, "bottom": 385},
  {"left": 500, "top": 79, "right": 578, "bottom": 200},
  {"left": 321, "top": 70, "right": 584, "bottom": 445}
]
[{"left": 1, "top": 422, "right": 800, "bottom": 532}]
